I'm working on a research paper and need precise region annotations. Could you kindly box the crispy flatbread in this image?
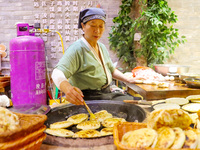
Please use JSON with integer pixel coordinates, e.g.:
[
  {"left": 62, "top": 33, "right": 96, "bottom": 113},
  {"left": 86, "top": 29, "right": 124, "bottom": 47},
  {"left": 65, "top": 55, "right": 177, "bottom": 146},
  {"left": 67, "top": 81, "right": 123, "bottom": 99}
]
[
  {"left": 182, "top": 103, "right": 200, "bottom": 113},
  {"left": 171, "top": 127, "right": 185, "bottom": 149},
  {"left": 121, "top": 128, "right": 158, "bottom": 148},
  {"left": 66, "top": 113, "right": 88, "bottom": 124},
  {"left": 73, "top": 129, "right": 101, "bottom": 138},
  {"left": 182, "top": 129, "right": 198, "bottom": 149},
  {"left": 102, "top": 118, "right": 126, "bottom": 128},
  {"left": 153, "top": 103, "right": 180, "bottom": 110},
  {"left": 45, "top": 128, "right": 74, "bottom": 137},
  {"left": 147, "top": 109, "right": 192, "bottom": 130},
  {"left": 0, "top": 107, "right": 19, "bottom": 131},
  {"left": 76, "top": 120, "right": 101, "bottom": 130},
  {"left": 155, "top": 126, "right": 175, "bottom": 148},
  {"left": 186, "top": 95, "right": 200, "bottom": 101},
  {"left": 165, "top": 97, "right": 189, "bottom": 105},
  {"left": 94, "top": 110, "right": 113, "bottom": 122},
  {"left": 100, "top": 127, "right": 113, "bottom": 136},
  {"left": 50, "top": 120, "right": 74, "bottom": 129}
]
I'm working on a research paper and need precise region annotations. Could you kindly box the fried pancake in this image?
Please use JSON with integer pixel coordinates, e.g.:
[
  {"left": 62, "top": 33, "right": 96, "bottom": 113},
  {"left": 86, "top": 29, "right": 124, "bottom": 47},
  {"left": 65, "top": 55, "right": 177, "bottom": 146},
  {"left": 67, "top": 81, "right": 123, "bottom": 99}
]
[
  {"left": 186, "top": 95, "right": 200, "bottom": 101},
  {"left": 76, "top": 120, "right": 101, "bottom": 130},
  {"left": 121, "top": 128, "right": 157, "bottom": 148},
  {"left": 165, "top": 97, "right": 189, "bottom": 105},
  {"left": 189, "top": 113, "right": 198, "bottom": 124},
  {"left": 190, "top": 99, "right": 200, "bottom": 103},
  {"left": 0, "top": 107, "right": 19, "bottom": 131},
  {"left": 171, "top": 127, "right": 185, "bottom": 149},
  {"left": 155, "top": 126, "right": 175, "bottom": 148},
  {"left": 45, "top": 128, "right": 74, "bottom": 137},
  {"left": 153, "top": 103, "right": 180, "bottom": 110},
  {"left": 100, "top": 127, "right": 113, "bottom": 136},
  {"left": 193, "top": 129, "right": 200, "bottom": 148},
  {"left": 66, "top": 113, "right": 88, "bottom": 124},
  {"left": 94, "top": 110, "right": 113, "bottom": 122},
  {"left": 182, "top": 103, "right": 200, "bottom": 113},
  {"left": 182, "top": 129, "right": 198, "bottom": 149},
  {"left": 50, "top": 120, "right": 74, "bottom": 129},
  {"left": 102, "top": 118, "right": 126, "bottom": 128},
  {"left": 147, "top": 109, "right": 192, "bottom": 130},
  {"left": 73, "top": 129, "right": 101, "bottom": 138}
]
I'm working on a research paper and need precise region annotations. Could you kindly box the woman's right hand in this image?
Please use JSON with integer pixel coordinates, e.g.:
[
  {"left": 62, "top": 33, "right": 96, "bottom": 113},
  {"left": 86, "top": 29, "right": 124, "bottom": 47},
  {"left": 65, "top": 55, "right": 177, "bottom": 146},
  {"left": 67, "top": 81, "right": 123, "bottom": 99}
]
[{"left": 60, "top": 81, "right": 84, "bottom": 105}]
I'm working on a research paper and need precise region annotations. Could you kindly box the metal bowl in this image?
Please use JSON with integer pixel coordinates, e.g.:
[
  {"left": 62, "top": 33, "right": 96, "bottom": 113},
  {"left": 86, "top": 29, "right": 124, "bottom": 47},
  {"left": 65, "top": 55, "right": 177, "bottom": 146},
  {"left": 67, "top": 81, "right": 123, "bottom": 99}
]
[
  {"left": 154, "top": 64, "right": 190, "bottom": 76},
  {"left": 179, "top": 73, "right": 200, "bottom": 83},
  {"left": 184, "top": 77, "right": 200, "bottom": 88}
]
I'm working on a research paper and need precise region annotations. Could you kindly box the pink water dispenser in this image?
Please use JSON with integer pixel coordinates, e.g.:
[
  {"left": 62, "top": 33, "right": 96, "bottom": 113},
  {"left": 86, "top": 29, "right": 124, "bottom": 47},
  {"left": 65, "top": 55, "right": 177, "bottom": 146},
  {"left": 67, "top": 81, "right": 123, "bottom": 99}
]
[{"left": 10, "top": 23, "right": 46, "bottom": 105}]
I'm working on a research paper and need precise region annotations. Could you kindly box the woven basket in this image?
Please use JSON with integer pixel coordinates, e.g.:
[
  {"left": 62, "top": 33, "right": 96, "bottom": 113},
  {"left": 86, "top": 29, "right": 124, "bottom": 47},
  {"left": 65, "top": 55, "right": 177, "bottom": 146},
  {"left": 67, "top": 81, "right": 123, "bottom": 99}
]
[
  {"left": 113, "top": 122, "right": 200, "bottom": 150},
  {"left": 0, "top": 112, "right": 47, "bottom": 143}
]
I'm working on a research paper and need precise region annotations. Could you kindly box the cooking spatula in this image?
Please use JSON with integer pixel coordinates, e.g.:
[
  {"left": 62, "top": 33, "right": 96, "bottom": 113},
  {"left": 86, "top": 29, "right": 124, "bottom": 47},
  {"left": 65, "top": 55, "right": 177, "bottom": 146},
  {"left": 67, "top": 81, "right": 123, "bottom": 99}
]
[{"left": 83, "top": 101, "right": 96, "bottom": 120}]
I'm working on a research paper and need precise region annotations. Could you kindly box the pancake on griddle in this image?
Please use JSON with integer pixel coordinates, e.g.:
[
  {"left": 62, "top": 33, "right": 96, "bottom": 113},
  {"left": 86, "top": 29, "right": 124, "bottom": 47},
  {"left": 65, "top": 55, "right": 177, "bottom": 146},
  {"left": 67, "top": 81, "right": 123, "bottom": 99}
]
[
  {"left": 76, "top": 120, "right": 101, "bottom": 130},
  {"left": 170, "top": 127, "right": 185, "bottom": 149},
  {"left": 100, "top": 127, "right": 113, "bottom": 136},
  {"left": 165, "top": 97, "right": 189, "bottom": 105},
  {"left": 66, "top": 113, "right": 88, "bottom": 124},
  {"left": 147, "top": 109, "right": 192, "bottom": 130},
  {"left": 45, "top": 128, "right": 74, "bottom": 137},
  {"left": 182, "top": 103, "right": 200, "bottom": 113},
  {"left": 182, "top": 129, "right": 198, "bottom": 149},
  {"left": 154, "top": 126, "right": 175, "bottom": 148},
  {"left": 121, "top": 128, "right": 158, "bottom": 148},
  {"left": 94, "top": 110, "right": 113, "bottom": 122},
  {"left": 73, "top": 129, "right": 101, "bottom": 138},
  {"left": 186, "top": 95, "right": 200, "bottom": 101},
  {"left": 102, "top": 118, "right": 126, "bottom": 128},
  {"left": 50, "top": 120, "right": 74, "bottom": 129},
  {"left": 193, "top": 129, "right": 200, "bottom": 148}
]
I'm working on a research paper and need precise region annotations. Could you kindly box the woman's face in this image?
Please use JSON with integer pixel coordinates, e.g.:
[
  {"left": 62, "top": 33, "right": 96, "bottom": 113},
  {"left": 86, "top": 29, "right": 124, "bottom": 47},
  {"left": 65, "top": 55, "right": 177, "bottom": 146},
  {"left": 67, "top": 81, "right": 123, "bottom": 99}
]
[{"left": 81, "top": 19, "right": 105, "bottom": 44}]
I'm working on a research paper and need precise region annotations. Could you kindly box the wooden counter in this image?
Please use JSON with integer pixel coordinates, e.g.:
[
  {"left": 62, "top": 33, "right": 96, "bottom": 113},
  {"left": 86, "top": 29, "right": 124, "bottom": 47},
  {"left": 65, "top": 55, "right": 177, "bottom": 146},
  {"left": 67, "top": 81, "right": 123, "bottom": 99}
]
[{"left": 126, "top": 81, "right": 200, "bottom": 100}]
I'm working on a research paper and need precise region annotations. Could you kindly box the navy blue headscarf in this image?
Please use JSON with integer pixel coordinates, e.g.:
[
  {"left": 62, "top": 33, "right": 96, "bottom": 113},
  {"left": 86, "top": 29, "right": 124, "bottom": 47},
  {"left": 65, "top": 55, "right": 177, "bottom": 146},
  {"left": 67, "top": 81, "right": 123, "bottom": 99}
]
[{"left": 78, "top": 8, "right": 106, "bottom": 29}]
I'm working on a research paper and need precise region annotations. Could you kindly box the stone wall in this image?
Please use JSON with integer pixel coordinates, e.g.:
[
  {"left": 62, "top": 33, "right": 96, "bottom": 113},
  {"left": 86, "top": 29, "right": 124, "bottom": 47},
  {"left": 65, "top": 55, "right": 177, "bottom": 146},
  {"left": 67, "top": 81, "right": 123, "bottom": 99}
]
[{"left": 0, "top": 0, "right": 200, "bottom": 75}]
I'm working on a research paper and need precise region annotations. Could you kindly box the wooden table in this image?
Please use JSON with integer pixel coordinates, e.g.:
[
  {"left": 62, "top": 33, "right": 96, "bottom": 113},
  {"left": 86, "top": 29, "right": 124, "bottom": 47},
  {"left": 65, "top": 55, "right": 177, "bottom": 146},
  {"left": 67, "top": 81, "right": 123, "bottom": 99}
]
[{"left": 126, "top": 81, "right": 200, "bottom": 100}]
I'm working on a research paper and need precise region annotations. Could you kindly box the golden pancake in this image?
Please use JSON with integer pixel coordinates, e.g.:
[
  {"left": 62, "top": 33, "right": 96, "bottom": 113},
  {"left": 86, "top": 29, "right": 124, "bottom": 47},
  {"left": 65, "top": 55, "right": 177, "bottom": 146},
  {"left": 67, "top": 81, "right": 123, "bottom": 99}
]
[
  {"left": 45, "top": 128, "right": 74, "bottom": 137},
  {"left": 50, "top": 120, "right": 74, "bottom": 129},
  {"left": 100, "top": 127, "right": 113, "bottom": 136},
  {"left": 186, "top": 95, "right": 200, "bottom": 101},
  {"left": 73, "top": 129, "right": 101, "bottom": 138},
  {"left": 0, "top": 107, "right": 19, "bottom": 131},
  {"left": 94, "top": 110, "right": 113, "bottom": 122},
  {"left": 171, "top": 127, "right": 185, "bottom": 149},
  {"left": 165, "top": 97, "right": 189, "bottom": 105},
  {"left": 66, "top": 113, "right": 88, "bottom": 124},
  {"left": 147, "top": 109, "right": 192, "bottom": 130},
  {"left": 76, "top": 120, "right": 101, "bottom": 130},
  {"left": 102, "top": 118, "right": 126, "bottom": 128},
  {"left": 121, "top": 128, "right": 157, "bottom": 148},
  {"left": 182, "top": 103, "right": 200, "bottom": 113},
  {"left": 182, "top": 129, "right": 198, "bottom": 149},
  {"left": 153, "top": 103, "right": 180, "bottom": 110},
  {"left": 193, "top": 129, "right": 200, "bottom": 148},
  {"left": 189, "top": 113, "right": 198, "bottom": 124},
  {"left": 155, "top": 126, "right": 175, "bottom": 148}
]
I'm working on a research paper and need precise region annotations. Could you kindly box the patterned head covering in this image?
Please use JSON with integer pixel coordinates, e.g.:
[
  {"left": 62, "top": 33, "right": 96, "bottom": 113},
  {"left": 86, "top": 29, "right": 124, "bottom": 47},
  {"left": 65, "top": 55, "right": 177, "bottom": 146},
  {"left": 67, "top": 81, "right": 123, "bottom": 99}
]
[{"left": 78, "top": 8, "right": 106, "bottom": 29}]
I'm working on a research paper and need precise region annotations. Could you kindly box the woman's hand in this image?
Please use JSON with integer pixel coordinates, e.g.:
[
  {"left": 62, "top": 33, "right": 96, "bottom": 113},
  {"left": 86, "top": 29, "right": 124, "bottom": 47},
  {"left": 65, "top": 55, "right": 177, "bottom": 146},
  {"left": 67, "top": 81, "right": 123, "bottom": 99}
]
[{"left": 60, "top": 81, "right": 84, "bottom": 105}]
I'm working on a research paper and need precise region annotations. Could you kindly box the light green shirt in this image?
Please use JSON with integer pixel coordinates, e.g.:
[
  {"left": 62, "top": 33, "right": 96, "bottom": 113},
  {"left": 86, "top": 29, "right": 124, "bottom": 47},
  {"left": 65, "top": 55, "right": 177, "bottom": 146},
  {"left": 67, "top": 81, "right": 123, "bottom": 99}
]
[{"left": 56, "top": 38, "right": 115, "bottom": 90}]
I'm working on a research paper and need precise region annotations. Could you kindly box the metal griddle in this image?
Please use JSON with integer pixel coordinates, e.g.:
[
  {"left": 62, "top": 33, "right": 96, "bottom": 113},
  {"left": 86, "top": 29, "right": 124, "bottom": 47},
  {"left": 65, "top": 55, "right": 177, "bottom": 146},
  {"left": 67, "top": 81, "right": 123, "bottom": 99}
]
[{"left": 44, "top": 100, "right": 146, "bottom": 147}]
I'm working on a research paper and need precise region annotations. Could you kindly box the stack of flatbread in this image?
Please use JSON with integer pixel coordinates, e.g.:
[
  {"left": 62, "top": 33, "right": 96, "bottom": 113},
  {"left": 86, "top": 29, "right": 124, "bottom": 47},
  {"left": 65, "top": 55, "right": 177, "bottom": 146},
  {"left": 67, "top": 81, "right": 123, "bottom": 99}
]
[
  {"left": 121, "top": 108, "right": 200, "bottom": 149},
  {"left": 45, "top": 110, "right": 126, "bottom": 138}
]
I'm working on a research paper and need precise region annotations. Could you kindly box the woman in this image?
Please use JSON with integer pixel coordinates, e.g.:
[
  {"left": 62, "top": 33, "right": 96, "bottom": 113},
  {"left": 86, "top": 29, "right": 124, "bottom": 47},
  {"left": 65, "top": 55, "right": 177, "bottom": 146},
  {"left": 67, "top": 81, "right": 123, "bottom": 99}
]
[{"left": 52, "top": 8, "right": 138, "bottom": 105}]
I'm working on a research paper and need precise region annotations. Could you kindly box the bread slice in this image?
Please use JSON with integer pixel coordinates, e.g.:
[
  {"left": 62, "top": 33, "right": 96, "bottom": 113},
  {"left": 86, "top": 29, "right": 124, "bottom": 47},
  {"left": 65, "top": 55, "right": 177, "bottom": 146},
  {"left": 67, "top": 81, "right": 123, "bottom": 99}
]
[
  {"left": 147, "top": 109, "right": 192, "bottom": 130},
  {"left": 155, "top": 126, "right": 175, "bottom": 148},
  {"left": 73, "top": 129, "right": 101, "bottom": 138},
  {"left": 170, "top": 127, "right": 185, "bottom": 149},
  {"left": 102, "top": 118, "right": 126, "bottom": 128},
  {"left": 182, "top": 129, "right": 198, "bottom": 149},
  {"left": 100, "top": 127, "right": 113, "bottom": 136},
  {"left": 165, "top": 97, "right": 189, "bottom": 105},
  {"left": 50, "top": 120, "right": 74, "bottom": 129},
  {"left": 94, "top": 110, "right": 113, "bottom": 122},
  {"left": 121, "top": 128, "right": 157, "bottom": 148},
  {"left": 45, "top": 128, "right": 74, "bottom": 137},
  {"left": 66, "top": 113, "right": 88, "bottom": 124},
  {"left": 182, "top": 103, "right": 200, "bottom": 113},
  {"left": 76, "top": 120, "right": 101, "bottom": 130}
]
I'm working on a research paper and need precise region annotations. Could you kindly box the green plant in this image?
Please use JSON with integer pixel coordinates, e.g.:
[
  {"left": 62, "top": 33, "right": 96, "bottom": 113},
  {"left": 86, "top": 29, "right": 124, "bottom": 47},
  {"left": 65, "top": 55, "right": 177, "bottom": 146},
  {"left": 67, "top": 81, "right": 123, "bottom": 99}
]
[{"left": 109, "top": 0, "right": 186, "bottom": 69}]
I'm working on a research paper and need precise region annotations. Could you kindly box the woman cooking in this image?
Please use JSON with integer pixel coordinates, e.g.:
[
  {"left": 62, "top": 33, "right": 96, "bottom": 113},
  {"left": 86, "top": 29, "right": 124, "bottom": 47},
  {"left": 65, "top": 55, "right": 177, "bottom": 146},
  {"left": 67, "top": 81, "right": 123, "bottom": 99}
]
[{"left": 52, "top": 7, "right": 138, "bottom": 105}]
